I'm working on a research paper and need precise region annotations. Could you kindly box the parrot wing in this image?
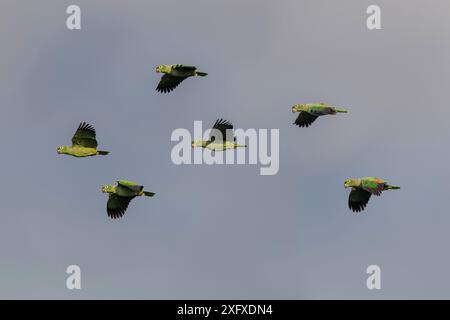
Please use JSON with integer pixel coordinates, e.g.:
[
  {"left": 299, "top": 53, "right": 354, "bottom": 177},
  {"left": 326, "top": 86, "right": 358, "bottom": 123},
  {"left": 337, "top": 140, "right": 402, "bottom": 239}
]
[
  {"left": 209, "top": 118, "right": 234, "bottom": 142},
  {"left": 156, "top": 74, "right": 187, "bottom": 93},
  {"left": 172, "top": 65, "right": 197, "bottom": 72},
  {"left": 348, "top": 188, "right": 372, "bottom": 213},
  {"left": 117, "top": 180, "right": 144, "bottom": 193},
  {"left": 107, "top": 194, "right": 133, "bottom": 219},
  {"left": 293, "top": 112, "right": 318, "bottom": 127},
  {"left": 362, "top": 178, "right": 386, "bottom": 196},
  {"left": 71, "top": 122, "right": 98, "bottom": 148},
  {"left": 117, "top": 180, "right": 138, "bottom": 186}
]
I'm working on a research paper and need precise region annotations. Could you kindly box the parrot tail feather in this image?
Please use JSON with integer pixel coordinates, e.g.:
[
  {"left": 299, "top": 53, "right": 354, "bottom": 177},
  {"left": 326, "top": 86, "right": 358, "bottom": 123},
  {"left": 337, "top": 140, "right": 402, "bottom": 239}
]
[
  {"left": 386, "top": 185, "right": 400, "bottom": 190},
  {"left": 97, "top": 150, "right": 110, "bottom": 155},
  {"left": 143, "top": 191, "right": 156, "bottom": 197},
  {"left": 334, "top": 108, "right": 348, "bottom": 113},
  {"left": 196, "top": 71, "right": 208, "bottom": 77}
]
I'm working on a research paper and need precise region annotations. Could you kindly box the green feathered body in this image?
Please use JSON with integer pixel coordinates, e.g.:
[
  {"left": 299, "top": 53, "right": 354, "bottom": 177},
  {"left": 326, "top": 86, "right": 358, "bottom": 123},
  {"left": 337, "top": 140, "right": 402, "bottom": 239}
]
[
  {"left": 307, "top": 104, "right": 347, "bottom": 116},
  {"left": 59, "top": 146, "right": 98, "bottom": 157},
  {"left": 57, "top": 122, "right": 109, "bottom": 157},
  {"left": 116, "top": 180, "right": 145, "bottom": 197},
  {"left": 105, "top": 180, "right": 154, "bottom": 197},
  {"left": 155, "top": 64, "right": 207, "bottom": 93},
  {"left": 102, "top": 180, "right": 155, "bottom": 219},
  {"left": 204, "top": 141, "right": 246, "bottom": 151},
  {"left": 291, "top": 103, "right": 347, "bottom": 127},
  {"left": 358, "top": 177, "right": 400, "bottom": 195},
  {"left": 169, "top": 65, "right": 196, "bottom": 77},
  {"left": 344, "top": 177, "right": 400, "bottom": 213},
  {"left": 292, "top": 103, "right": 347, "bottom": 115}
]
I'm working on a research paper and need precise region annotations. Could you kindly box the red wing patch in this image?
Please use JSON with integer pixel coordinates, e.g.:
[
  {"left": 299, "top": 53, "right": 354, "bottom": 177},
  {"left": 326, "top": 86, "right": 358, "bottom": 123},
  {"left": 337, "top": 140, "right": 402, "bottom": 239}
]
[{"left": 363, "top": 183, "right": 385, "bottom": 196}]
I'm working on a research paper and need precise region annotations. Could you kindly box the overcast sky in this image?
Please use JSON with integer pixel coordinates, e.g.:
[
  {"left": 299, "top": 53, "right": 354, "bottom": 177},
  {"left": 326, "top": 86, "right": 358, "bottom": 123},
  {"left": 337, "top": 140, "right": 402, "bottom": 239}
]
[{"left": 1, "top": 0, "right": 450, "bottom": 299}]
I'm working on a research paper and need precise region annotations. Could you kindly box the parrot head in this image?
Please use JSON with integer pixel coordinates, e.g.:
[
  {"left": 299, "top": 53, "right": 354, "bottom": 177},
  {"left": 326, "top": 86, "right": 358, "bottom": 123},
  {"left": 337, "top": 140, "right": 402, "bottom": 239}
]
[
  {"left": 156, "top": 65, "right": 171, "bottom": 74},
  {"left": 101, "top": 185, "right": 115, "bottom": 193},
  {"left": 292, "top": 104, "right": 306, "bottom": 113},
  {"left": 344, "top": 178, "right": 361, "bottom": 188},
  {"left": 57, "top": 146, "right": 68, "bottom": 154}
]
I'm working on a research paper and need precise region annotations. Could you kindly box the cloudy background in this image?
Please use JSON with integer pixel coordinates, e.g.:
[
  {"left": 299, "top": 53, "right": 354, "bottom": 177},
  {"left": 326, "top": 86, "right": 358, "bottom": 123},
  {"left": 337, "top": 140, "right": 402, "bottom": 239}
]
[{"left": 0, "top": 0, "right": 449, "bottom": 299}]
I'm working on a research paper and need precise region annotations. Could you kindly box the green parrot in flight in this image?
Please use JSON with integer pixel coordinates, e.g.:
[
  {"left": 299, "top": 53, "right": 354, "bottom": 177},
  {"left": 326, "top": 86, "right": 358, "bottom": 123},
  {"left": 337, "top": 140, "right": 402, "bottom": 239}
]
[
  {"left": 155, "top": 64, "right": 207, "bottom": 93},
  {"left": 57, "top": 122, "right": 109, "bottom": 157},
  {"left": 102, "top": 180, "right": 155, "bottom": 219},
  {"left": 291, "top": 103, "right": 348, "bottom": 127},
  {"left": 344, "top": 177, "right": 400, "bottom": 213},
  {"left": 191, "top": 118, "right": 247, "bottom": 151}
]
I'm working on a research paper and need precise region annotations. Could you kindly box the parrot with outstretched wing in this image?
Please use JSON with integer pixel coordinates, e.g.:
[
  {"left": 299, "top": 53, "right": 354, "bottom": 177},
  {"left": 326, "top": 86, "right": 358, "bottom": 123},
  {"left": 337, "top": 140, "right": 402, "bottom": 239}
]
[
  {"left": 102, "top": 180, "right": 155, "bottom": 219},
  {"left": 57, "top": 122, "right": 109, "bottom": 157},
  {"left": 344, "top": 177, "right": 400, "bottom": 213},
  {"left": 155, "top": 64, "right": 207, "bottom": 93},
  {"left": 191, "top": 118, "right": 247, "bottom": 151},
  {"left": 292, "top": 103, "right": 347, "bottom": 128}
]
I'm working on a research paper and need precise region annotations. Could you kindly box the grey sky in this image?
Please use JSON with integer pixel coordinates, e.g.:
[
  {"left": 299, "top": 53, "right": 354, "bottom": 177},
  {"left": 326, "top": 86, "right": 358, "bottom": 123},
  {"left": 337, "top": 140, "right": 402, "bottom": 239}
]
[{"left": 1, "top": 0, "right": 450, "bottom": 299}]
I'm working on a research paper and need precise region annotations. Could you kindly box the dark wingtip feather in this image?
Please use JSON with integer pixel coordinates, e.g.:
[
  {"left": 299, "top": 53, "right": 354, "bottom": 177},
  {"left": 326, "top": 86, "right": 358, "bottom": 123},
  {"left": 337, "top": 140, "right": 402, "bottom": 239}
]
[
  {"left": 214, "top": 118, "right": 233, "bottom": 127},
  {"left": 77, "top": 122, "right": 96, "bottom": 134},
  {"left": 107, "top": 205, "right": 128, "bottom": 219},
  {"left": 348, "top": 201, "right": 367, "bottom": 213},
  {"left": 156, "top": 86, "right": 175, "bottom": 93},
  {"left": 293, "top": 122, "right": 311, "bottom": 128}
]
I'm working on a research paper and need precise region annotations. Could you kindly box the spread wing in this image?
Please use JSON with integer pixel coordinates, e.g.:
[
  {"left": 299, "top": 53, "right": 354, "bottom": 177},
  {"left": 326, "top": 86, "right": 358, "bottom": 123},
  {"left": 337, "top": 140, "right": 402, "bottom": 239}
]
[
  {"left": 348, "top": 188, "right": 372, "bottom": 213},
  {"left": 293, "top": 112, "right": 318, "bottom": 128},
  {"left": 71, "top": 122, "right": 98, "bottom": 148},
  {"left": 156, "top": 74, "right": 187, "bottom": 93},
  {"left": 173, "top": 65, "right": 197, "bottom": 72},
  {"left": 209, "top": 118, "right": 234, "bottom": 142},
  {"left": 107, "top": 194, "right": 133, "bottom": 219}
]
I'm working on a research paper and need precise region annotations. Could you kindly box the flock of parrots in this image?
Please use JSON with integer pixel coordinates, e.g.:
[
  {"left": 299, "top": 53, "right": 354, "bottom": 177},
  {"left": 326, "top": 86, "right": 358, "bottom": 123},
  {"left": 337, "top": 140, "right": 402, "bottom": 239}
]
[{"left": 57, "top": 64, "right": 400, "bottom": 219}]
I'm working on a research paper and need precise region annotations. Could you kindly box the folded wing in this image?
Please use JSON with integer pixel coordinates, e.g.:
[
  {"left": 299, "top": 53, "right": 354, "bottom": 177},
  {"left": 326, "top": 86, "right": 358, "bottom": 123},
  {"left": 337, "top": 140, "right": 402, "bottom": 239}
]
[
  {"left": 117, "top": 180, "right": 144, "bottom": 195},
  {"left": 172, "top": 65, "right": 197, "bottom": 72}
]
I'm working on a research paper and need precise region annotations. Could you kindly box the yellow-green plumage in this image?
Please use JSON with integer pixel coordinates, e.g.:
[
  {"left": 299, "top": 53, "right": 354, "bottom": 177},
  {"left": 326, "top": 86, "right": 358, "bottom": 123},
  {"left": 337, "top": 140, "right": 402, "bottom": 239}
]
[
  {"left": 102, "top": 180, "right": 155, "bottom": 219},
  {"left": 291, "top": 103, "right": 348, "bottom": 127},
  {"left": 191, "top": 118, "right": 246, "bottom": 151},
  {"left": 155, "top": 64, "right": 207, "bottom": 93},
  {"left": 57, "top": 122, "right": 109, "bottom": 157},
  {"left": 344, "top": 177, "right": 400, "bottom": 213}
]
